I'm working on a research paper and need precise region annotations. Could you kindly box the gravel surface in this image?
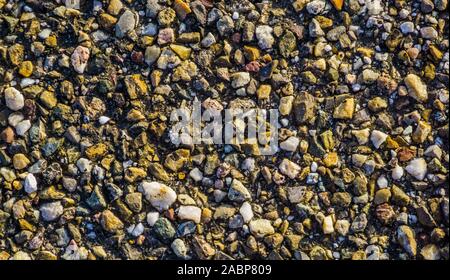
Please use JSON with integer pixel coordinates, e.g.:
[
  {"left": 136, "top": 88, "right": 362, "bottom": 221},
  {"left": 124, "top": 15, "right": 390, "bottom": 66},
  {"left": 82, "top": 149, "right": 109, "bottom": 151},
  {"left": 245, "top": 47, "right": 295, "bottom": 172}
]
[{"left": 0, "top": 0, "right": 448, "bottom": 260}]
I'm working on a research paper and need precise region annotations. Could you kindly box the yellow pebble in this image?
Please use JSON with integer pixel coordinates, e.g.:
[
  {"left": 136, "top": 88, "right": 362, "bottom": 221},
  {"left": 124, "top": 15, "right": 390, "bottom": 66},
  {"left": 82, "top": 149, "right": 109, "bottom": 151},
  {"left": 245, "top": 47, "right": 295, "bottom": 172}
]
[{"left": 18, "top": 60, "right": 33, "bottom": 77}]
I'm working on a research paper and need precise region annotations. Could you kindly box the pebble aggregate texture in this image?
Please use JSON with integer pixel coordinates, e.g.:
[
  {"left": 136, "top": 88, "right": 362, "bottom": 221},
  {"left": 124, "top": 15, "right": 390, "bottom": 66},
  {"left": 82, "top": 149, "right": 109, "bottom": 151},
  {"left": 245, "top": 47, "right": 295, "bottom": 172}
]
[{"left": 0, "top": 0, "right": 449, "bottom": 260}]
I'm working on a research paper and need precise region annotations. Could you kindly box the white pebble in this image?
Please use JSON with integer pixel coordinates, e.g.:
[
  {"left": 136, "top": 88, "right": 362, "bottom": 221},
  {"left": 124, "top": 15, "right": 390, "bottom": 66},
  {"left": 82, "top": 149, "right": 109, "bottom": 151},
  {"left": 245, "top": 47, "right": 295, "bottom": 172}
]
[
  {"left": 370, "top": 130, "right": 388, "bottom": 149},
  {"left": 405, "top": 158, "right": 427, "bottom": 180},
  {"left": 323, "top": 215, "right": 334, "bottom": 234},
  {"left": 8, "top": 112, "right": 24, "bottom": 127},
  {"left": 71, "top": 45, "right": 90, "bottom": 74},
  {"left": 146, "top": 212, "right": 159, "bottom": 226},
  {"left": 40, "top": 201, "right": 64, "bottom": 222},
  {"left": 255, "top": 25, "right": 274, "bottom": 50},
  {"left": 15, "top": 120, "right": 31, "bottom": 136},
  {"left": 399, "top": 22, "right": 415, "bottom": 34},
  {"left": 392, "top": 164, "right": 404, "bottom": 180},
  {"left": 177, "top": 205, "right": 202, "bottom": 223},
  {"left": 127, "top": 223, "right": 144, "bottom": 237},
  {"left": 280, "top": 136, "right": 299, "bottom": 152},
  {"left": 98, "top": 116, "right": 110, "bottom": 125},
  {"left": 139, "top": 181, "right": 177, "bottom": 212},
  {"left": 189, "top": 168, "right": 203, "bottom": 182},
  {"left": 239, "top": 202, "right": 254, "bottom": 223},
  {"left": 38, "top": 29, "right": 52, "bottom": 39},
  {"left": 376, "top": 175, "right": 388, "bottom": 188},
  {"left": 24, "top": 173, "right": 38, "bottom": 194},
  {"left": 20, "top": 78, "right": 36, "bottom": 88},
  {"left": 310, "top": 162, "right": 318, "bottom": 172},
  {"left": 4, "top": 87, "right": 24, "bottom": 111}
]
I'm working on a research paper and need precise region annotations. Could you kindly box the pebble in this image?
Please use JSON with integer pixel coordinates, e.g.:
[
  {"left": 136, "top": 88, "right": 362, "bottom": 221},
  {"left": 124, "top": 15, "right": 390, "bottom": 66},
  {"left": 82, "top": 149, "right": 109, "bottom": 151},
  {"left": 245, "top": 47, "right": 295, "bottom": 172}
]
[
  {"left": 255, "top": 25, "right": 274, "bottom": 50},
  {"left": 146, "top": 212, "right": 160, "bottom": 227},
  {"left": 239, "top": 202, "right": 254, "bottom": 223},
  {"left": 306, "top": 0, "right": 325, "bottom": 15},
  {"left": 24, "top": 173, "right": 38, "bottom": 194},
  {"left": 397, "top": 225, "right": 417, "bottom": 256},
  {"left": 404, "top": 74, "right": 428, "bottom": 103},
  {"left": 171, "top": 239, "right": 188, "bottom": 259},
  {"left": 228, "top": 179, "right": 252, "bottom": 202},
  {"left": 280, "top": 136, "right": 299, "bottom": 152},
  {"left": 127, "top": 223, "right": 144, "bottom": 237},
  {"left": 201, "top": 32, "right": 216, "bottom": 48},
  {"left": 70, "top": 46, "right": 90, "bottom": 74},
  {"left": 216, "top": 16, "right": 234, "bottom": 36},
  {"left": 12, "top": 153, "right": 30, "bottom": 170},
  {"left": 420, "top": 244, "right": 441, "bottom": 260},
  {"left": 116, "top": 9, "right": 138, "bottom": 38},
  {"left": 405, "top": 158, "right": 427, "bottom": 180},
  {"left": 370, "top": 130, "right": 388, "bottom": 149},
  {"left": 145, "top": 45, "right": 161, "bottom": 65},
  {"left": 400, "top": 22, "right": 415, "bottom": 34},
  {"left": 420, "top": 27, "right": 438, "bottom": 40},
  {"left": 189, "top": 168, "right": 203, "bottom": 182},
  {"left": 231, "top": 72, "right": 251, "bottom": 88},
  {"left": 4, "top": 87, "right": 24, "bottom": 111},
  {"left": 0, "top": 127, "right": 14, "bottom": 143},
  {"left": 279, "top": 159, "right": 301, "bottom": 179},
  {"left": 15, "top": 120, "right": 31, "bottom": 136},
  {"left": 76, "top": 158, "right": 92, "bottom": 173},
  {"left": 309, "top": 19, "right": 324, "bottom": 37},
  {"left": 101, "top": 210, "right": 124, "bottom": 233},
  {"left": 40, "top": 202, "right": 64, "bottom": 222},
  {"left": 392, "top": 164, "right": 404, "bottom": 180},
  {"left": 98, "top": 116, "right": 110, "bottom": 125},
  {"left": 322, "top": 215, "right": 335, "bottom": 234},
  {"left": 138, "top": 181, "right": 177, "bottom": 212},
  {"left": 178, "top": 205, "right": 202, "bottom": 223},
  {"left": 249, "top": 219, "right": 275, "bottom": 238}
]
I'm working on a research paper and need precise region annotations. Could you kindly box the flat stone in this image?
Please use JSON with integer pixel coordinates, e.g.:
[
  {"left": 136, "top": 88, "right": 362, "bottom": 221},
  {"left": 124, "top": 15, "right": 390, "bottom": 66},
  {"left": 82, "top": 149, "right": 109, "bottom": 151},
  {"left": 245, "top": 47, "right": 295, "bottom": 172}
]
[
  {"left": 239, "top": 202, "right": 254, "bottom": 223},
  {"left": 322, "top": 215, "right": 334, "bottom": 234},
  {"left": 293, "top": 92, "right": 316, "bottom": 124},
  {"left": 145, "top": 45, "right": 161, "bottom": 65}
]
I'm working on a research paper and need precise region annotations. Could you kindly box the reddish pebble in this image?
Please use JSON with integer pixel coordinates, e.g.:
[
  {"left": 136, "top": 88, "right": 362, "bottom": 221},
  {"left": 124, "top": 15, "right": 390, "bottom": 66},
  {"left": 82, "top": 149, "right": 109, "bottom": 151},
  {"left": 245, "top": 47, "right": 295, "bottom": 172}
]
[
  {"left": 289, "top": 24, "right": 304, "bottom": 39},
  {"left": 244, "top": 61, "right": 260, "bottom": 72},
  {"left": 407, "top": 47, "right": 420, "bottom": 60},
  {"left": 1, "top": 127, "right": 15, "bottom": 144},
  {"left": 131, "top": 51, "right": 144, "bottom": 64},
  {"left": 165, "top": 208, "right": 175, "bottom": 221}
]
